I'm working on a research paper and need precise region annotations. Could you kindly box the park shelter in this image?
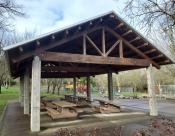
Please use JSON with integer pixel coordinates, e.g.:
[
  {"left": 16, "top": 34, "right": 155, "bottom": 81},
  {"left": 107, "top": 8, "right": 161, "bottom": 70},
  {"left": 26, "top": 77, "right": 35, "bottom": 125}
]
[{"left": 3, "top": 11, "right": 174, "bottom": 132}]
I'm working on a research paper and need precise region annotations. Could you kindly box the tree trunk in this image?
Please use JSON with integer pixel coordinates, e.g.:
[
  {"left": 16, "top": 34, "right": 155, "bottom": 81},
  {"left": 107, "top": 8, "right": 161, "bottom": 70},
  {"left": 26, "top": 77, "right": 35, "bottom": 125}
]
[
  {"left": 0, "top": 82, "right": 2, "bottom": 94},
  {"left": 57, "top": 86, "right": 60, "bottom": 95},
  {"left": 47, "top": 84, "right": 50, "bottom": 93},
  {"left": 52, "top": 85, "right": 56, "bottom": 94}
]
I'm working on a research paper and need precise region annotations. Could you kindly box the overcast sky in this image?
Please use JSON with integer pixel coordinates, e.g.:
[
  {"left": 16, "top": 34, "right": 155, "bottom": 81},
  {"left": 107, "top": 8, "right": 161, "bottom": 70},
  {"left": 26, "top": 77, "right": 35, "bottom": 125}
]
[
  {"left": 15, "top": 0, "right": 126, "bottom": 34},
  {"left": 12, "top": 0, "right": 174, "bottom": 59}
]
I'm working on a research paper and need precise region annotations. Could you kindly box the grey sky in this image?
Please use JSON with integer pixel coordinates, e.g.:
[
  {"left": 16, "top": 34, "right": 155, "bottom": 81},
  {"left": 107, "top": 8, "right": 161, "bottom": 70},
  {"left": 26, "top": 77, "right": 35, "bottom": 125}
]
[{"left": 15, "top": 0, "right": 126, "bottom": 34}]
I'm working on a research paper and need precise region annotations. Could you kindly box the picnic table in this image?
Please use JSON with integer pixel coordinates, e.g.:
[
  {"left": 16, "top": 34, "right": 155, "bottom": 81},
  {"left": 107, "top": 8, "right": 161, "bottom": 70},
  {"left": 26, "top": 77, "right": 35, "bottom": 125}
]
[
  {"left": 52, "top": 101, "right": 77, "bottom": 111},
  {"left": 46, "top": 101, "right": 78, "bottom": 119}
]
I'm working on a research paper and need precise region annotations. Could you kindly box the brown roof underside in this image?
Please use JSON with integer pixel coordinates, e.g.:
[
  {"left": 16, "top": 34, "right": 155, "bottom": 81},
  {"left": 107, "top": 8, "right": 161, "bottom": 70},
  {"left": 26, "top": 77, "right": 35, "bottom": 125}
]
[{"left": 4, "top": 12, "right": 173, "bottom": 78}]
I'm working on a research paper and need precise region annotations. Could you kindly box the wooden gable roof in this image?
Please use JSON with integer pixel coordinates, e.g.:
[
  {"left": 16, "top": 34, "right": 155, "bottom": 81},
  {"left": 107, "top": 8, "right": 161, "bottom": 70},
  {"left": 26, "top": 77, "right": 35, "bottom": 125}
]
[{"left": 3, "top": 11, "right": 174, "bottom": 78}]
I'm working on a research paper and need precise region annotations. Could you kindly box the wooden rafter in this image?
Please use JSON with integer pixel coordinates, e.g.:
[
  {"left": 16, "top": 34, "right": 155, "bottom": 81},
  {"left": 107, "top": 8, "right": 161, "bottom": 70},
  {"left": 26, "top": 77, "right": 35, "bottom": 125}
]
[
  {"left": 105, "top": 27, "right": 160, "bottom": 68},
  {"left": 158, "top": 60, "right": 170, "bottom": 64},
  {"left": 119, "top": 40, "right": 123, "bottom": 58},
  {"left": 137, "top": 43, "right": 149, "bottom": 49},
  {"left": 151, "top": 54, "right": 164, "bottom": 59},
  {"left": 12, "top": 26, "right": 103, "bottom": 63},
  {"left": 83, "top": 34, "right": 86, "bottom": 55},
  {"left": 39, "top": 52, "right": 151, "bottom": 67},
  {"left": 144, "top": 49, "right": 157, "bottom": 54},
  {"left": 122, "top": 30, "right": 132, "bottom": 37},
  {"left": 115, "top": 23, "right": 124, "bottom": 29},
  {"left": 102, "top": 28, "right": 106, "bottom": 55},
  {"left": 129, "top": 36, "right": 141, "bottom": 43},
  {"left": 86, "top": 35, "right": 103, "bottom": 56}
]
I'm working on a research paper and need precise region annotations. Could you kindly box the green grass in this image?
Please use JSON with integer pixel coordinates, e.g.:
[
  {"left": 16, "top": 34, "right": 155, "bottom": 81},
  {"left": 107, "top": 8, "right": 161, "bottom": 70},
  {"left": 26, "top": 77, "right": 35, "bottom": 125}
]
[
  {"left": 0, "top": 86, "right": 19, "bottom": 116},
  {"left": 41, "top": 92, "right": 63, "bottom": 98}
]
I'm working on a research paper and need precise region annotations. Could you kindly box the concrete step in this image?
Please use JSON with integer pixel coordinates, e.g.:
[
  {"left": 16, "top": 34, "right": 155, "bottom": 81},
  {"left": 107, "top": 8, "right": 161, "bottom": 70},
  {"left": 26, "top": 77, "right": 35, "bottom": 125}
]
[
  {"left": 39, "top": 115, "right": 151, "bottom": 136},
  {"left": 41, "top": 111, "right": 147, "bottom": 128}
]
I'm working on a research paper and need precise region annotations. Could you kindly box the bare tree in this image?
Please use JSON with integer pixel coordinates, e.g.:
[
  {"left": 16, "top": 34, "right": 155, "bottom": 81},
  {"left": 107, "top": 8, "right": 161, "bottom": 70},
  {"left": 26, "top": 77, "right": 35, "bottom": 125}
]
[
  {"left": 51, "top": 79, "right": 63, "bottom": 95},
  {"left": 0, "top": 55, "right": 7, "bottom": 93},
  {"left": 0, "top": 0, "right": 24, "bottom": 31},
  {"left": 122, "top": 0, "right": 175, "bottom": 31},
  {"left": 0, "top": 0, "right": 24, "bottom": 93}
]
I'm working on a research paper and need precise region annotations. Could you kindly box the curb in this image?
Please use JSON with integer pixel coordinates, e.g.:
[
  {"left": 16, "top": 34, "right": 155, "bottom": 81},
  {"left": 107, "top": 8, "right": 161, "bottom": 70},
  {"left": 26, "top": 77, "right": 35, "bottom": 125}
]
[{"left": 0, "top": 103, "right": 8, "bottom": 135}]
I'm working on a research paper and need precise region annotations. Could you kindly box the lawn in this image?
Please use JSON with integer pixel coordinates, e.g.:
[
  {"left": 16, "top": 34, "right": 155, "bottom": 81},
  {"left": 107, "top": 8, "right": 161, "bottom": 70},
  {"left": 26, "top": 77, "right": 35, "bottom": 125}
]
[
  {"left": 0, "top": 86, "right": 65, "bottom": 116},
  {"left": 0, "top": 86, "right": 19, "bottom": 116},
  {"left": 0, "top": 86, "right": 147, "bottom": 117}
]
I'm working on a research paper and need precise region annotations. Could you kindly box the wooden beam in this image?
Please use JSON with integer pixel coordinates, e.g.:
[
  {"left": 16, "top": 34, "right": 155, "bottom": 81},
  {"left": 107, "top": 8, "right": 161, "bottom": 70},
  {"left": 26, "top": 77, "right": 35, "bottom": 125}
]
[
  {"left": 83, "top": 34, "right": 86, "bottom": 55},
  {"left": 144, "top": 49, "right": 157, "bottom": 54},
  {"left": 19, "top": 47, "right": 23, "bottom": 52},
  {"left": 36, "top": 41, "right": 40, "bottom": 46},
  {"left": 105, "top": 27, "right": 160, "bottom": 69},
  {"left": 106, "top": 39, "right": 120, "bottom": 56},
  {"left": 151, "top": 54, "right": 164, "bottom": 59},
  {"left": 12, "top": 26, "right": 103, "bottom": 63},
  {"left": 158, "top": 60, "right": 170, "bottom": 64},
  {"left": 39, "top": 52, "right": 151, "bottom": 67},
  {"left": 41, "top": 65, "right": 109, "bottom": 73},
  {"left": 73, "top": 77, "right": 76, "bottom": 97},
  {"left": 51, "top": 35, "right": 55, "bottom": 40},
  {"left": 115, "top": 23, "right": 124, "bottom": 29},
  {"left": 125, "top": 43, "right": 149, "bottom": 56},
  {"left": 129, "top": 36, "right": 141, "bottom": 43},
  {"left": 41, "top": 72, "right": 104, "bottom": 78},
  {"left": 102, "top": 28, "right": 106, "bottom": 55},
  {"left": 86, "top": 76, "right": 91, "bottom": 100},
  {"left": 122, "top": 30, "right": 132, "bottom": 37},
  {"left": 137, "top": 43, "right": 148, "bottom": 49},
  {"left": 119, "top": 40, "right": 123, "bottom": 58},
  {"left": 86, "top": 35, "right": 103, "bottom": 56}
]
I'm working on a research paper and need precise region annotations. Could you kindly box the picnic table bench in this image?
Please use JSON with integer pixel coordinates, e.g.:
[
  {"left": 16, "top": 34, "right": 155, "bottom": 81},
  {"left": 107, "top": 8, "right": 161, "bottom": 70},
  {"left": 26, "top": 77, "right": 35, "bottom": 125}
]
[
  {"left": 93, "top": 99, "right": 121, "bottom": 113},
  {"left": 76, "top": 96, "right": 92, "bottom": 106}
]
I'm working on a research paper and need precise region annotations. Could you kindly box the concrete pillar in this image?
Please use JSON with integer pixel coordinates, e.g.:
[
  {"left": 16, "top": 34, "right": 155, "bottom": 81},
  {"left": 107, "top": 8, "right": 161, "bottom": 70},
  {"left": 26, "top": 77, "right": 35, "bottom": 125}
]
[
  {"left": 73, "top": 77, "right": 76, "bottom": 97},
  {"left": 87, "top": 76, "right": 91, "bottom": 100},
  {"left": 31, "top": 56, "right": 41, "bottom": 132},
  {"left": 146, "top": 64, "right": 158, "bottom": 116},
  {"left": 20, "top": 76, "right": 24, "bottom": 107},
  {"left": 108, "top": 72, "right": 113, "bottom": 101},
  {"left": 24, "top": 68, "right": 30, "bottom": 115}
]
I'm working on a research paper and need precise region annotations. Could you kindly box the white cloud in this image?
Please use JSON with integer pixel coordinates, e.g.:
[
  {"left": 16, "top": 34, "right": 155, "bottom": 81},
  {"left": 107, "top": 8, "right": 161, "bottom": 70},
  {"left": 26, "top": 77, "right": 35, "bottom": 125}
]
[{"left": 14, "top": 0, "right": 126, "bottom": 35}]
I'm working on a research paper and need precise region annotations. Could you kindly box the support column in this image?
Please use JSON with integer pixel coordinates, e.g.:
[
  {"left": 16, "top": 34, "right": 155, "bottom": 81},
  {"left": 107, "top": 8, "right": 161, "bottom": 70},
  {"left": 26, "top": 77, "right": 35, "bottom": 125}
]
[
  {"left": 31, "top": 56, "right": 41, "bottom": 132},
  {"left": 116, "top": 74, "right": 121, "bottom": 93},
  {"left": 24, "top": 68, "right": 30, "bottom": 115},
  {"left": 146, "top": 64, "right": 158, "bottom": 116},
  {"left": 73, "top": 77, "right": 76, "bottom": 97},
  {"left": 87, "top": 76, "right": 91, "bottom": 100},
  {"left": 20, "top": 76, "right": 24, "bottom": 107},
  {"left": 108, "top": 72, "right": 113, "bottom": 101}
]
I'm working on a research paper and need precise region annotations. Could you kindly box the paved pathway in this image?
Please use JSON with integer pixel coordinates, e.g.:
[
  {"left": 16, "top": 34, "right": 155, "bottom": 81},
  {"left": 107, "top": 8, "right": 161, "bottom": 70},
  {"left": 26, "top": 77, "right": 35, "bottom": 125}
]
[
  {"left": 0, "top": 101, "right": 37, "bottom": 136},
  {"left": 93, "top": 96, "right": 175, "bottom": 117}
]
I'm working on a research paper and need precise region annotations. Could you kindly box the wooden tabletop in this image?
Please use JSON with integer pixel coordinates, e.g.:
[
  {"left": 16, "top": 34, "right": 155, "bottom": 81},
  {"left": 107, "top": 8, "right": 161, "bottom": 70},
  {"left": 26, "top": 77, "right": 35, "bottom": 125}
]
[{"left": 52, "top": 101, "right": 77, "bottom": 108}]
